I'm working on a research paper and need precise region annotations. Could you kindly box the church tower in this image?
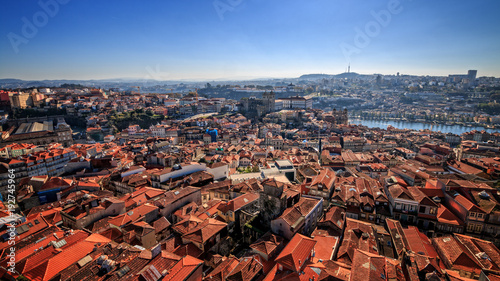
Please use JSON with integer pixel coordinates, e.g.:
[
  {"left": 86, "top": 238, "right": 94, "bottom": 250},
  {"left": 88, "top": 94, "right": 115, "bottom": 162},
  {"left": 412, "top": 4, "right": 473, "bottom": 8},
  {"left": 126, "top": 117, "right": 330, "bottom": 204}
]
[{"left": 262, "top": 91, "right": 275, "bottom": 113}]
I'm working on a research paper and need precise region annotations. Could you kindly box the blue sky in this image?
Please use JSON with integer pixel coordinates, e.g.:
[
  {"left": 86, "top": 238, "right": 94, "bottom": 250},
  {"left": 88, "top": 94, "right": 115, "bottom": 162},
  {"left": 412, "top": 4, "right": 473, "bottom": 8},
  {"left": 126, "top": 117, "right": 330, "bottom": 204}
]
[{"left": 1, "top": 0, "right": 499, "bottom": 80}]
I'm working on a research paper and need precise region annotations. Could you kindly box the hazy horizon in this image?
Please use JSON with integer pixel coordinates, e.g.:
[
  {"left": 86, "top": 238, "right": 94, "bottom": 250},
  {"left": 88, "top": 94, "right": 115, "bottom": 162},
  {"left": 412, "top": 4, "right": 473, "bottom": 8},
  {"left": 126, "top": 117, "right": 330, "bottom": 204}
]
[
  {"left": 1, "top": 0, "right": 500, "bottom": 80},
  {"left": 2, "top": 70, "right": 498, "bottom": 84}
]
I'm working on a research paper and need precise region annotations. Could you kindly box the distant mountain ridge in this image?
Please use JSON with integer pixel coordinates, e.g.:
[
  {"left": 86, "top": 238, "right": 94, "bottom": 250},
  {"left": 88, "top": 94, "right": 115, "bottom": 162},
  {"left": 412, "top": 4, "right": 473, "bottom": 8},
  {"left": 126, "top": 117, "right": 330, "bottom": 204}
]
[
  {"left": 299, "top": 72, "right": 361, "bottom": 80},
  {"left": 0, "top": 72, "right": 406, "bottom": 89}
]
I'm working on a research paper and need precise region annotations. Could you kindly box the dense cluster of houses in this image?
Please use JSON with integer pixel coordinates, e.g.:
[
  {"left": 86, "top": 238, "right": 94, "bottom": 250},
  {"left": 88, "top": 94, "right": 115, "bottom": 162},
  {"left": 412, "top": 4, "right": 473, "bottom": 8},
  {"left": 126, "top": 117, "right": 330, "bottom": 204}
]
[{"left": 1, "top": 95, "right": 500, "bottom": 280}]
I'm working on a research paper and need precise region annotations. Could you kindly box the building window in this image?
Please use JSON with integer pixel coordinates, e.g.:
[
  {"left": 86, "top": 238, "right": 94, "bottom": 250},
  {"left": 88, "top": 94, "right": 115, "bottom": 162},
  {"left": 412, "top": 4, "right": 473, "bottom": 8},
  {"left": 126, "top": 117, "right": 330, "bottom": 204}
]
[
  {"left": 429, "top": 208, "right": 437, "bottom": 215},
  {"left": 477, "top": 213, "right": 483, "bottom": 219},
  {"left": 475, "top": 225, "right": 483, "bottom": 233},
  {"left": 467, "top": 223, "right": 474, "bottom": 232},
  {"left": 419, "top": 206, "right": 426, "bottom": 213}
]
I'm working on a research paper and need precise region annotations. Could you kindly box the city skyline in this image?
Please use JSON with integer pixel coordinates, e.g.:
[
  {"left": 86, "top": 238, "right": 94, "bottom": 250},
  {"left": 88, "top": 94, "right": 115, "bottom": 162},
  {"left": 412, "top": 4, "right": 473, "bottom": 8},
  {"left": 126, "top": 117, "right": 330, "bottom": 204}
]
[{"left": 1, "top": 0, "right": 500, "bottom": 80}]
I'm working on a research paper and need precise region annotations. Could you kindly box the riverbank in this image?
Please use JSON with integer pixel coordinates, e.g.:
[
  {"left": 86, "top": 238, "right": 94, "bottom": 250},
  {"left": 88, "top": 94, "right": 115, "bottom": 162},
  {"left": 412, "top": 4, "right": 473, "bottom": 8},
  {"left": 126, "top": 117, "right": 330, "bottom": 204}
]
[{"left": 349, "top": 118, "right": 500, "bottom": 135}]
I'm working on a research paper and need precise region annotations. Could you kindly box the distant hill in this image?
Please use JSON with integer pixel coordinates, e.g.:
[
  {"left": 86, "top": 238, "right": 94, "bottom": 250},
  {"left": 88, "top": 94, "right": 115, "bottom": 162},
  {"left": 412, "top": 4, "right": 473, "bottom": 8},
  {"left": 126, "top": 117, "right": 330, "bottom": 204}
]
[
  {"left": 299, "top": 72, "right": 360, "bottom": 80},
  {"left": 0, "top": 79, "right": 25, "bottom": 83},
  {"left": 298, "top": 74, "right": 334, "bottom": 80},
  {"left": 334, "top": 72, "right": 360, "bottom": 79}
]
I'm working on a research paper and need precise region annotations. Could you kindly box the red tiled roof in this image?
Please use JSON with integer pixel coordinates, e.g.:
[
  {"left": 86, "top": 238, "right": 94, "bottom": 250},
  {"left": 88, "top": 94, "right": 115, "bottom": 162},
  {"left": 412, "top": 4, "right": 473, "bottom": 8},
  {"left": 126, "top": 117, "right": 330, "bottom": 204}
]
[
  {"left": 275, "top": 233, "right": 316, "bottom": 272},
  {"left": 206, "top": 256, "right": 240, "bottom": 281},
  {"left": 108, "top": 203, "right": 158, "bottom": 227},
  {"left": 23, "top": 233, "right": 110, "bottom": 281},
  {"left": 455, "top": 234, "right": 500, "bottom": 270},
  {"left": 153, "top": 216, "right": 171, "bottom": 233},
  {"left": 455, "top": 194, "right": 485, "bottom": 212},
  {"left": 431, "top": 235, "right": 482, "bottom": 274},
  {"left": 217, "top": 192, "right": 259, "bottom": 213},
  {"left": 226, "top": 255, "right": 263, "bottom": 281},
  {"left": 182, "top": 218, "right": 227, "bottom": 244},
  {"left": 403, "top": 226, "right": 441, "bottom": 269},
  {"left": 163, "top": 255, "right": 203, "bottom": 281},
  {"left": 0, "top": 214, "right": 49, "bottom": 250},
  {"left": 312, "top": 235, "right": 338, "bottom": 261},
  {"left": 173, "top": 242, "right": 203, "bottom": 258},
  {"left": 349, "top": 249, "right": 386, "bottom": 281},
  {"left": 437, "top": 204, "right": 463, "bottom": 226},
  {"left": 337, "top": 218, "right": 378, "bottom": 265},
  {"left": 278, "top": 196, "right": 321, "bottom": 228},
  {"left": 249, "top": 233, "right": 284, "bottom": 257}
]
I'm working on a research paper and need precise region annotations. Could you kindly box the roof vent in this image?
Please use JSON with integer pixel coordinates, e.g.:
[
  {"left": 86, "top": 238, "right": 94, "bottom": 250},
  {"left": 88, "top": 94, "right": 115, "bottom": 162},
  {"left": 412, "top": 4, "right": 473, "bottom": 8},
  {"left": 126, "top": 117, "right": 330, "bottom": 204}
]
[
  {"left": 476, "top": 252, "right": 491, "bottom": 260},
  {"left": 101, "top": 259, "right": 116, "bottom": 273},
  {"left": 432, "top": 196, "right": 441, "bottom": 203},
  {"left": 97, "top": 255, "right": 108, "bottom": 265},
  {"left": 479, "top": 191, "right": 490, "bottom": 200},
  {"left": 362, "top": 233, "right": 369, "bottom": 239}
]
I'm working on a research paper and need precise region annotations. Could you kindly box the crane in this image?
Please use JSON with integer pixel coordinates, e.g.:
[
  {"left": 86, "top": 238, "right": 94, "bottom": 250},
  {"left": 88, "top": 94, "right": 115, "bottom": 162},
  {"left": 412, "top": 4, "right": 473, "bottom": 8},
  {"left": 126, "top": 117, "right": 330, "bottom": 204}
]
[{"left": 131, "top": 86, "right": 141, "bottom": 95}]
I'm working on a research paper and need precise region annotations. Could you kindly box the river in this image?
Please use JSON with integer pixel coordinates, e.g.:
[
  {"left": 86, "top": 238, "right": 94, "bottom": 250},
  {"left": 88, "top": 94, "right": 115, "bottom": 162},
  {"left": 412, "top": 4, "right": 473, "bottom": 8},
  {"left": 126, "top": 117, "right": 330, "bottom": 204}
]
[{"left": 349, "top": 118, "right": 500, "bottom": 135}]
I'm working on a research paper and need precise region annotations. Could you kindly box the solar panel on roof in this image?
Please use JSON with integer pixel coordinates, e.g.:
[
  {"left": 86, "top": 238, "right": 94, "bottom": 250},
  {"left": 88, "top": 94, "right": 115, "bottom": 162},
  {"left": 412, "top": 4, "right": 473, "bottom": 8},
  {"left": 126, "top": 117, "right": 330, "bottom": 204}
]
[
  {"left": 77, "top": 255, "right": 93, "bottom": 268},
  {"left": 310, "top": 267, "right": 321, "bottom": 275},
  {"left": 16, "top": 224, "right": 29, "bottom": 234},
  {"left": 117, "top": 265, "right": 130, "bottom": 278},
  {"left": 53, "top": 239, "right": 67, "bottom": 248}
]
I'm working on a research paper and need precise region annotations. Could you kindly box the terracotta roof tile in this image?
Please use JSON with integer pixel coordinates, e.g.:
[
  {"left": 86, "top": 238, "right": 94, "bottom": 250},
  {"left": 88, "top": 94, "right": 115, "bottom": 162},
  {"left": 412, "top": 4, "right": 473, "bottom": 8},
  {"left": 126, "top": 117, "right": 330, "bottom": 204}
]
[
  {"left": 163, "top": 255, "right": 203, "bottom": 281},
  {"left": 249, "top": 232, "right": 284, "bottom": 258},
  {"left": 227, "top": 255, "right": 263, "bottom": 281},
  {"left": 275, "top": 233, "right": 316, "bottom": 272},
  {"left": 349, "top": 249, "right": 386, "bottom": 281},
  {"left": 206, "top": 256, "right": 240, "bottom": 281}
]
